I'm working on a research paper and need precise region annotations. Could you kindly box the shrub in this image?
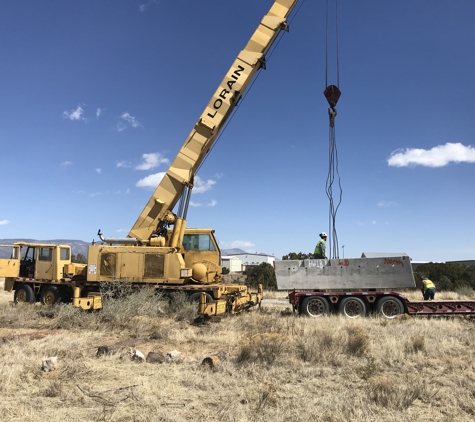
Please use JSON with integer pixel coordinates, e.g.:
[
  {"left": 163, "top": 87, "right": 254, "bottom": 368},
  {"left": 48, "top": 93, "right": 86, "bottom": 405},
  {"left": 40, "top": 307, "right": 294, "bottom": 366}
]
[
  {"left": 237, "top": 333, "right": 289, "bottom": 365},
  {"left": 405, "top": 334, "right": 425, "bottom": 354},
  {"left": 296, "top": 326, "right": 343, "bottom": 363},
  {"left": 345, "top": 324, "right": 370, "bottom": 357},
  {"left": 245, "top": 263, "right": 277, "bottom": 290},
  {"left": 359, "top": 355, "right": 379, "bottom": 380},
  {"left": 367, "top": 375, "right": 427, "bottom": 409}
]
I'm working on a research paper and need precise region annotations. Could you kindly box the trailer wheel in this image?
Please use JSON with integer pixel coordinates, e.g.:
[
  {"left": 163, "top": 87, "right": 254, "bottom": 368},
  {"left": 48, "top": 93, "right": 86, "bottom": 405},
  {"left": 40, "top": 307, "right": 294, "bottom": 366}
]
[
  {"left": 40, "top": 286, "right": 62, "bottom": 306},
  {"left": 339, "top": 297, "right": 366, "bottom": 318},
  {"left": 301, "top": 296, "right": 329, "bottom": 317},
  {"left": 14, "top": 284, "right": 36, "bottom": 304},
  {"left": 377, "top": 296, "right": 404, "bottom": 319}
]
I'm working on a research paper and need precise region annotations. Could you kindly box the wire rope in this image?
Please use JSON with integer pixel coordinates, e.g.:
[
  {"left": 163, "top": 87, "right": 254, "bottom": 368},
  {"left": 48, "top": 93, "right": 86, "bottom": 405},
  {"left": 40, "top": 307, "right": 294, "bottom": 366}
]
[{"left": 324, "top": 0, "right": 342, "bottom": 259}]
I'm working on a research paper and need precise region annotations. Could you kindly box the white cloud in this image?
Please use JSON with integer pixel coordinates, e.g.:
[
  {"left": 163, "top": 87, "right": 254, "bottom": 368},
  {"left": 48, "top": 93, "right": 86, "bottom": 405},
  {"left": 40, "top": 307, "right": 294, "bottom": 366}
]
[
  {"left": 63, "top": 105, "right": 87, "bottom": 122},
  {"left": 388, "top": 142, "right": 475, "bottom": 168},
  {"left": 61, "top": 161, "right": 73, "bottom": 168},
  {"left": 136, "top": 173, "right": 217, "bottom": 193},
  {"left": 96, "top": 168, "right": 102, "bottom": 174},
  {"left": 135, "top": 153, "right": 169, "bottom": 170},
  {"left": 115, "top": 189, "right": 130, "bottom": 195},
  {"left": 96, "top": 108, "right": 104, "bottom": 118},
  {"left": 190, "top": 199, "right": 216, "bottom": 208},
  {"left": 378, "top": 200, "right": 397, "bottom": 207},
  {"left": 89, "top": 192, "right": 101, "bottom": 197},
  {"left": 231, "top": 240, "right": 255, "bottom": 248},
  {"left": 139, "top": 0, "right": 157, "bottom": 11},
  {"left": 116, "top": 122, "right": 127, "bottom": 132},
  {"left": 117, "top": 160, "right": 132, "bottom": 168},
  {"left": 116, "top": 112, "right": 142, "bottom": 131},
  {"left": 136, "top": 172, "right": 166, "bottom": 189},
  {"left": 0, "top": 220, "right": 10, "bottom": 226},
  {"left": 193, "top": 175, "right": 216, "bottom": 194}
]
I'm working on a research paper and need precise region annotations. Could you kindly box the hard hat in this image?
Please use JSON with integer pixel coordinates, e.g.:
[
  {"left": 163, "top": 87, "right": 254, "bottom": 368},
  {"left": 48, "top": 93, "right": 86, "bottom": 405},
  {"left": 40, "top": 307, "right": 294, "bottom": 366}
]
[
  {"left": 319, "top": 232, "right": 328, "bottom": 238},
  {"left": 420, "top": 276, "right": 426, "bottom": 280}
]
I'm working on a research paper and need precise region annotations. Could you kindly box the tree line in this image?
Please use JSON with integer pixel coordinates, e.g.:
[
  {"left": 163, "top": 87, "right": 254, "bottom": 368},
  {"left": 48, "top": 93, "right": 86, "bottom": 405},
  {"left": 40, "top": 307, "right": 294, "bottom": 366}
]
[{"left": 414, "top": 262, "right": 475, "bottom": 292}]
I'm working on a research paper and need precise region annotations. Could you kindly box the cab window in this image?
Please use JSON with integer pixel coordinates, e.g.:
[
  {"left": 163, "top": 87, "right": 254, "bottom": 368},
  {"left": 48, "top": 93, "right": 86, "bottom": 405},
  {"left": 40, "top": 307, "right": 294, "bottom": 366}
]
[
  {"left": 182, "top": 234, "right": 216, "bottom": 251},
  {"left": 60, "top": 248, "right": 70, "bottom": 260},
  {"left": 0, "top": 246, "right": 19, "bottom": 259},
  {"left": 22, "top": 247, "right": 36, "bottom": 261},
  {"left": 39, "top": 248, "right": 53, "bottom": 262}
]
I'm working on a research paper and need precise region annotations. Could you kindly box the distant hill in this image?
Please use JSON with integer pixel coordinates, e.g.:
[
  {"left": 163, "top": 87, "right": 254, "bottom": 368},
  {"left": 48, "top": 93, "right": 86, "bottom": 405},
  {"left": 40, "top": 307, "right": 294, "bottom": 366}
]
[
  {"left": 0, "top": 241, "right": 254, "bottom": 259},
  {"left": 0, "top": 239, "right": 90, "bottom": 257},
  {"left": 221, "top": 248, "right": 247, "bottom": 256}
]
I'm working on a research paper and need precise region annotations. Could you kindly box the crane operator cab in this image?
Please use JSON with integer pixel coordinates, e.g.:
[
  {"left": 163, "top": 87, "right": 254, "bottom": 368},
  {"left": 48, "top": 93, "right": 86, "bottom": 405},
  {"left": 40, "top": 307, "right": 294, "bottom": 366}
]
[{"left": 179, "top": 229, "right": 222, "bottom": 284}]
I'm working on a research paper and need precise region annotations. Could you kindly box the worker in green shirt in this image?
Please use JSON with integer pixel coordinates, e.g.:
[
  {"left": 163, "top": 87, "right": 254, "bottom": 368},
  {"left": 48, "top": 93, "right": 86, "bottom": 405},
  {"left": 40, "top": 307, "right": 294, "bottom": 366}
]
[{"left": 314, "top": 232, "right": 328, "bottom": 259}]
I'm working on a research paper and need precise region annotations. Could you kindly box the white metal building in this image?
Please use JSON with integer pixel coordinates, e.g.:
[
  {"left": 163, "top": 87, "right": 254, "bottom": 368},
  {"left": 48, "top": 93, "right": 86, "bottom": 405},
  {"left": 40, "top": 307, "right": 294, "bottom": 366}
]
[
  {"left": 231, "top": 253, "right": 275, "bottom": 267},
  {"left": 221, "top": 256, "right": 243, "bottom": 273}
]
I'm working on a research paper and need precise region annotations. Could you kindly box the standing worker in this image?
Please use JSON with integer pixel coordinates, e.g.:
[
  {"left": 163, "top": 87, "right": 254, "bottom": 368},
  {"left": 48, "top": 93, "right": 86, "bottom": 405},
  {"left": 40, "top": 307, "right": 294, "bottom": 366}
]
[
  {"left": 314, "top": 232, "right": 328, "bottom": 259},
  {"left": 421, "top": 276, "right": 436, "bottom": 300}
]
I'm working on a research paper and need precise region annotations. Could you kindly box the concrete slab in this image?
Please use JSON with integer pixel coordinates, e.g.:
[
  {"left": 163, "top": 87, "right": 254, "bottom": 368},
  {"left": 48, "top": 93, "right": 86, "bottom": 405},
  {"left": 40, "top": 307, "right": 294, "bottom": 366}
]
[{"left": 275, "top": 256, "right": 415, "bottom": 291}]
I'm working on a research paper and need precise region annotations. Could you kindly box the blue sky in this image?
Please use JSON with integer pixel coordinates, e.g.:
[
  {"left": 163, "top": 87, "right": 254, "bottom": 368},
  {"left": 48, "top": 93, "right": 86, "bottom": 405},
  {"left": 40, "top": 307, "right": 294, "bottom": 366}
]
[{"left": 1, "top": 0, "right": 474, "bottom": 263}]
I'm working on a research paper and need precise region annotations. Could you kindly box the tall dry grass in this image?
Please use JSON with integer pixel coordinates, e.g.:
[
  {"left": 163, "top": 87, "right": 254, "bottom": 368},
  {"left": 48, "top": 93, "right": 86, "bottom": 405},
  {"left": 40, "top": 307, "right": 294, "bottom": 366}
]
[{"left": 1, "top": 287, "right": 475, "bottom": 421}]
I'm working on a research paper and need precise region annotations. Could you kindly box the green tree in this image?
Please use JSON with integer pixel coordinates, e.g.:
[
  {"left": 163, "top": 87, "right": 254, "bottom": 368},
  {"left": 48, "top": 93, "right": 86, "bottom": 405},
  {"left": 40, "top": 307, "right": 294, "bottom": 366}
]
[
  {"left": 72, "top": 253, "right": 88, "bottom": 264},
  {"left": 414, "top": 262, "right": 475, "bottom": 291},
  {"left": 282, "top": 252, "right": 313, "bottom": 260},
  {"left": 245, "top": 262, "right": 277, "bottom": 290}
]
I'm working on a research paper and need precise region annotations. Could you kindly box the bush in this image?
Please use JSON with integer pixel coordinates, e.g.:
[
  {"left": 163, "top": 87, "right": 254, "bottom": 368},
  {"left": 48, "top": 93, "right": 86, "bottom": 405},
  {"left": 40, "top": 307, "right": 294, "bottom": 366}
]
[
  {"left": 296, "top": 327, "right": 343, "bottom": 363},
  {"left": 245, "top": 263, "right": 277, "bottom": 290},
  {"left": 367, "top": 375, "right": 427, "bottom": 409},
  {"left": 404, "top": 334, "right": 425, "bottom": 354},
  {"left": 237, "top": 333, "right": 289, "bottom": 365},
  {"left": 345, "top": 324, "right": 370, "bottom": 357}
]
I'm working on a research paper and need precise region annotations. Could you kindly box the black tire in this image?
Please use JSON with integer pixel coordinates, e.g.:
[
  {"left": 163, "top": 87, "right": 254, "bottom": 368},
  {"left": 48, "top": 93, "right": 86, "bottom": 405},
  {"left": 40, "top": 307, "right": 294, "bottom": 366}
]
[
  {"left": 188, "top": 292, "right": 214, "bottom": 303},
  {"left": 40, "top": 286, "right": 63, "bottom": 306},
  {"left": 377, "top": 296, "right": 404, "bottom": 319},
  {"left": 339, "top": 297, "right": 366, "bottom": 318},
  {"left": 301, "top": 296, "right": 330, "bottom": 317},
  {"left": 14, "top": 283, "right": 36, "bottom": 304}
]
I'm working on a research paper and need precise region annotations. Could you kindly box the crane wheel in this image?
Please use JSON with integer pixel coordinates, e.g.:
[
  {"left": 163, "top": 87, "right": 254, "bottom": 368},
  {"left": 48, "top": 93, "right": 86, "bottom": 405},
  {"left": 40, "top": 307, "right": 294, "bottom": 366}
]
[
  {"left": 14, "top": 283, "right": 36, "bottom": 304},
  {"left": 188, "top": 292, "right": 213, "bottom": 303},
  {"left": 40, "top": 286, "right": 62, "bottom": 306}
]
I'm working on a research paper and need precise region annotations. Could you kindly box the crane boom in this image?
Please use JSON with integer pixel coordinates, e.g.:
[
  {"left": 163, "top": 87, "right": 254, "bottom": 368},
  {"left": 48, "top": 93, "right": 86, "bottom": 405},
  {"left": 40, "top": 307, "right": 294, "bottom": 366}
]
[{"left": 128, "top": 0, "right": 300, "bottom": 241}]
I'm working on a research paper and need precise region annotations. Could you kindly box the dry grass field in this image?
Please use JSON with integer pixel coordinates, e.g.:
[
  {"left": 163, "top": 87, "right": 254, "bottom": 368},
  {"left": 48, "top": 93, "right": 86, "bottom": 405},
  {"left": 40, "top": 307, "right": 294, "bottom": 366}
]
[{"left": 1, "top": 279, "right": 475, "bottom": 422}]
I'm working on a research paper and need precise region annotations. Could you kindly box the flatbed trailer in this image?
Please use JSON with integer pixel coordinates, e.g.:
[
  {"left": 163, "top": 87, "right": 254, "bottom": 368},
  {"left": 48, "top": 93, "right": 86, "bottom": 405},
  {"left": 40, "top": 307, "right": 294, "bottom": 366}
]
[
  {"left": 276, "top": 257, "right": 475, "bottom": 319},
  {"left": 289, "top": 290, "right": 475, "bottom": 319}
]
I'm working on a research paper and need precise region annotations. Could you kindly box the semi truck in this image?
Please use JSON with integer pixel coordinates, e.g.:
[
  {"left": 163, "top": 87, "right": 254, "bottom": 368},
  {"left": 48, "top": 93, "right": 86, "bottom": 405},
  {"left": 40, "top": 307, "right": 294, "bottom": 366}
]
[
  {"left": 275, "top": 257, "right": 475, "bottom": 318},
  {"left": 0, "top": 0, "right": 305, "bottom": 316}
]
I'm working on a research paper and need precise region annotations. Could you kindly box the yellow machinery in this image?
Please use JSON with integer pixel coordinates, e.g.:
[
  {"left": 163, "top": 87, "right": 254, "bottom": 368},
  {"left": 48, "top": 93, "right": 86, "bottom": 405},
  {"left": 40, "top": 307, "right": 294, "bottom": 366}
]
[{"left": 1, "top": 0, "right": 302, "bottom": 316}]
